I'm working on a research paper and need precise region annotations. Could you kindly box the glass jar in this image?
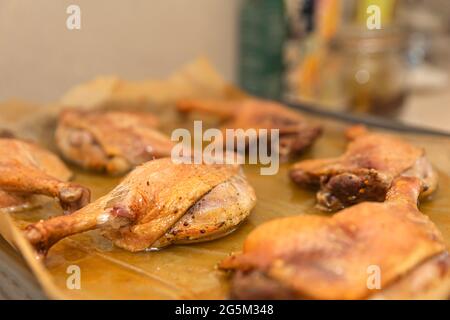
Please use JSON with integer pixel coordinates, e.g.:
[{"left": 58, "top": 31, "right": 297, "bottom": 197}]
[{"left": 332, "top": 27, "right": 408, "bottom": 117}]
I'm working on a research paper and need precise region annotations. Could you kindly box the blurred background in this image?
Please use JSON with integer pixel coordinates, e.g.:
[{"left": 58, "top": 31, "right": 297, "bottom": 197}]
[{"left": 0, "top": 0, "right": 449, "bottom": 132}]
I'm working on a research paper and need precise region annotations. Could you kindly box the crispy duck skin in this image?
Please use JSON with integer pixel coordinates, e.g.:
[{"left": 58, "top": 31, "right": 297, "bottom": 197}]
[
  {"left": 176, "top": 99, "right": 322, "bottom": 162},
  {"left": 24, "top": 158, "right": 256, "bottom": 256},
  {"left": 220, "top": 177, "right": 449, "bottom": 300},
  {"left": 289, "top": 125, "right": 438, "bottom": 211},
  {"left": 0, "top": 138, "right": 90, "bottom": 214},
  {"left": 55, "top": 109, "right": 175, "bottom": 175},
  {"left": 369, "top": 252, "right": 450, "bottom": 300}
]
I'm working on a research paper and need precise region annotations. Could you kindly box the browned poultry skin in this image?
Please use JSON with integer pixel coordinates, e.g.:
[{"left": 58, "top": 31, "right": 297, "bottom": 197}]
[
  {"left": 56, "top": 109, "right": 175, "bottom": 175},
  {"left": 24, "top": 158, "right": 256, "bottom": 256},
  {"left": 369, "top": 252, "right": 450, "bottom": 300},
  {"left": 290, "top": 125, "right": 438, "bottom": 210},
  {"left": 220, "top": 177, "right": 449, "bottom": 300},
  {"left": 176, "top": 99, "right": 322, "bottom": 162},
  {"left": 0, "top": 138, "right": 90, "bottom": 213}
]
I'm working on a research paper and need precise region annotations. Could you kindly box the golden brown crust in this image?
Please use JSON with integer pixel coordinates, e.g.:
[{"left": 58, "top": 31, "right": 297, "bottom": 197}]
[
  {"left": 24, "top": 158, "right": 255, "bottom": 255},
  {"left": 176, "top": 98, "right": 322, "bottom": 161},
  {"left": 290, "top": 126, "right": 437, "bottom": 210},
  {"left": 152, "top": 171, "right": 256, "bottom": 247},
  {"left": 0, "top": 138, "right": 89, "bottom": 213},
  {"left": 102, "top": 159, "right": 241, "bottom": 251},
  {"left": 369, "top": 252, "right": 450, "bottom": 300},
  {"left": 221, "top": 177, "right": 447, "bottom": 300},
  {"left": 56, "top": 109, "right": 174, "bottom": 175}
]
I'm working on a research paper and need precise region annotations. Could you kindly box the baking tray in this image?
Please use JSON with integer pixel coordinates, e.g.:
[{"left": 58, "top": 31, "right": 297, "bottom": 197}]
[
  {"left": 1, "top": 106, "right": 449, "bottom": 299},
  {"left": 0, "top": 59, "right": 449, "bottom": 299}
]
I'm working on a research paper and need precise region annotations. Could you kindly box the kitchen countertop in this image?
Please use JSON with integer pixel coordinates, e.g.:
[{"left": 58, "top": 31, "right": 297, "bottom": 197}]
[{"left": 401, "top": 88, "right": 450, "bottom": 133}]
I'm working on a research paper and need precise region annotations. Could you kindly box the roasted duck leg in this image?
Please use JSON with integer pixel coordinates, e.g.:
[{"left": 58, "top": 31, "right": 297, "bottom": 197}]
[
  {"left": 56, "top": 109, "right": 175, "bottom": 175},
  {"left": 177, "top": 99, "right": 322, "bottom": 162},
  {"left": 290, "top": 125, "right": 438, "bottom": 210},
  {"left": 220, "top": 177, "right": 450, "bottom": 300},
  {"left": 0, "top": 138, "right": 90, "bottom": 213},
  {"left": 24, "top": 158, "right": 256, "bottom": 256}
]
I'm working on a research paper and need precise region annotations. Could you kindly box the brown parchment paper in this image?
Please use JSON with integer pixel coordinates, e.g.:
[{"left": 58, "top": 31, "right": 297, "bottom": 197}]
[{"left": 1, "top": 59, "right": 450, "bottom": 299}]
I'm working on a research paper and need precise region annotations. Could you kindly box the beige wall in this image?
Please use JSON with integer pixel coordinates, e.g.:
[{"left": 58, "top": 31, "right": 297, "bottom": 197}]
[{"left": 0, "top": 0, "right": 241, "bottom": 103}]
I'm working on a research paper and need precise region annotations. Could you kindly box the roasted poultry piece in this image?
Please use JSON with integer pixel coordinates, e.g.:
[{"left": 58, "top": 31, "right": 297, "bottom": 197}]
[
  {"left": 176, "top": 99, "right": 322, "bottom": 162},
  {"left": 24, "top": 158, "right": 256, "bottom": 256},
  {"left": 290, "top": 125, "right": 438, "bottom": 211},
  {"left": 220, "top": 177, "right": 450, "bottom": 300},
  {"left": 0, "top": 137, "right": 90, "bottom": 213},
  {"left": 56, "top": 109, "right": 175, "bottom": 175}
]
